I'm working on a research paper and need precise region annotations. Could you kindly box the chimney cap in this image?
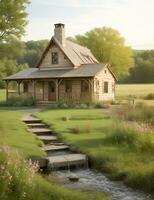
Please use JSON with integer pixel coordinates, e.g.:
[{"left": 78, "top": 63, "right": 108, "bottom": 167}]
[{"left": 54, "top": 23, "right": 65, "bottom": 28}]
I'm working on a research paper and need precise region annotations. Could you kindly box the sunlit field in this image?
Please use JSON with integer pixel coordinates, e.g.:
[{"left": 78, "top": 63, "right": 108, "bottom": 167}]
[
  {"left": 116, "top": 84, "right": 154, "bottom": 106},
  {"left": 116, "top": 84, "right": 154, "bottom": 98}
]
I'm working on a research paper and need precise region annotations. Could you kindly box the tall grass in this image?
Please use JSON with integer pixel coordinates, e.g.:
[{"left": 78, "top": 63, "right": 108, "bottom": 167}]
[
  {"left": 0, "top": 146, "right": 39, "bottom": 200},
  {"left": 116, "top": 104, "right": 154, "bottom": 126},
  {"left": 105, "top": 122, "right": 154, "bottom": 153}
]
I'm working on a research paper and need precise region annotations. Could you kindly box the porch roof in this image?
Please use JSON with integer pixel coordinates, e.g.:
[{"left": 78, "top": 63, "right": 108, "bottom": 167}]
[{"left": 4, "top": 63, "right": 108, "bottom": 81}]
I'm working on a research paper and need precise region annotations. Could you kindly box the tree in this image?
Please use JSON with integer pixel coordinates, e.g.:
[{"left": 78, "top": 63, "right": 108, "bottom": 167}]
[
  {"left": 0, "top": 0, "right": 29, "bottom": 88},
  {"left": 0, "top": 58, "right": 28, "bottom": 88},
  {"left": 0, "top": 0, "right": 29, "bottom": 42},
  {"left": 0, "top": 36, "right": 26, "bottom": 59},
  {"left": 18, "top": 40, "right": 48, "bottom": 67},
  {"left": 124, "top": 50, "right": 154, "bottom": 83},
  {"left": 72, "top": 27, "right": 134, "bottom": 78}
]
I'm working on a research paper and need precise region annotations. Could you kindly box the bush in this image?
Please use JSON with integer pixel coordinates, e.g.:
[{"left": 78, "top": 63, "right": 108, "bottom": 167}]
[
  {"left": 144, "top": 93, "right": 154, "bottom": 100},
  {"left": 61, "top": 116, "right": 70, "bottom": 121},
  {"left": 68, "top": 127, "right": 80, "bottom": 134},
  {"left": 5, "top": 96, "right": 36, "bottom": 106},
  {"left": 94, "top": 102, "right": 110, "bottom": 109},
  {"left": 80, "top": 103, "right": 88, "bottom": 109},
  {"left": 0, "top": 146, "right": 39, "bottom": 200}
]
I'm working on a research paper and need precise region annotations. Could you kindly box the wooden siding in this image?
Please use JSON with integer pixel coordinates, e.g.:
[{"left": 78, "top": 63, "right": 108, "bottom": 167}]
[
  {"left": 94, "top": 67, "right": 115, "bottom": 101},
  {"left": 17, "top": 70, "right": 115, "bottom": 103},
  {"left": 40, "top": 44, "right": 73, "bottom": 68}
]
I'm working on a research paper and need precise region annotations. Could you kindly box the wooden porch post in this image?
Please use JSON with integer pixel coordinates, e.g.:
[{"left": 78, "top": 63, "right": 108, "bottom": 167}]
[
  {"left": 55, "top": 79, "right": 59, "bottom": 102},
  {"left": 89, "top": 79, "right": 94, "bottom": 101},
  {"left": 33, "top": 80, "right": 36, "bottom": 99},
  {"left": 5, "top": 80, "right": 9, "bottom": 101},
  {"left": 17, "top": 81, "right": 21, "bottom": 95}
]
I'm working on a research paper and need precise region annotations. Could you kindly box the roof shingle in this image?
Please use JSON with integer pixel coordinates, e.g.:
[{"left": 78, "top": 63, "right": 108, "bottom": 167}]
[{"left": 4, "top": 63, "right": 107, "bottom": 80}]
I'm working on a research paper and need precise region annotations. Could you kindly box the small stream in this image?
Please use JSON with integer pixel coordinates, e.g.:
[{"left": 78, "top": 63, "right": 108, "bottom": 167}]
[{"left": 51, "top": 169, "right": 153, "bottom": 200}]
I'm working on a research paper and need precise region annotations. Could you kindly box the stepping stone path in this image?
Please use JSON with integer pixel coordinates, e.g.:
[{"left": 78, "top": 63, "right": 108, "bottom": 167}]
[{"left": 22, "top": 114, "right": 87, "bottom": 170}]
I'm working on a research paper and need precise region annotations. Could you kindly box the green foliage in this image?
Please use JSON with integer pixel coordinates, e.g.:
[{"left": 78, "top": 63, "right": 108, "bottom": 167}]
[
  {"left": 105, "top": 123, "right": 138, "bottom": 146},
  {"left": 18, "top": 40, "right": 48, "bottom": 67},
  {"left": 123, "top": 50, "right": 154, "bottom": 83},
  {"left": 0, "top": 146, "right": 39, "bottom": 200},
  {"left": 0, "top": 58, "right": 28, "bottom": 88},
  {"left": 5, "top": 96, "right": 36, "bottom": 106},
  {"left": 144, "top": 93, "right": 154, "bottom": 100},
  {"left": 0, "top": 0, "right": 29, "bottom": 42},
  {"left": 0, "top": 110, "right": 44, "bottom": 158},
  {"left": 72, "top": 27, "right": 134, "bottom": 78},
  {"left": 0, "top": 37, "right": 26, "bottom": 60}
]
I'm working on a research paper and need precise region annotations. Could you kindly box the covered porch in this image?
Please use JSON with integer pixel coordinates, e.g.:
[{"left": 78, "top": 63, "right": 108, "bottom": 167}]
[{"left": 5, "top": 78, "right": 95, "bottom": 104}]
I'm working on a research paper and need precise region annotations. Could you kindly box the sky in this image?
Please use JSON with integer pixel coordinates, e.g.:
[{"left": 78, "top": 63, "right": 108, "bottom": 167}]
[{"left": 23, "top": 0, "right": 154, "bottom": 49}]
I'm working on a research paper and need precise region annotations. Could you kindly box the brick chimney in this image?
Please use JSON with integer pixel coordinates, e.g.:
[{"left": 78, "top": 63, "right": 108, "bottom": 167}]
[{"left": 54, "top": 23, "right": 65, "bottom": 46}]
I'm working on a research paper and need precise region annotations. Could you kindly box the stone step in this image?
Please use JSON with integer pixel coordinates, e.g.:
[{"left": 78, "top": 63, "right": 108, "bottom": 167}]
[
  {"left": 27, "top": 123, "right": 48, "bottom": 128},
  {"left": 48, "top": 154, "right": 87, "bottom": 170},
  {"left": 43, "top": 144, "right": 69, "bottom": 152},
  {"left": 28, "top": 128, "right": 52, "bottom": 135},
  {"left": 22, "top": 115, "right": 42, "bottom": 124},
  {"left": 38, "top": 135, "right": 58, "bottom": 142}
]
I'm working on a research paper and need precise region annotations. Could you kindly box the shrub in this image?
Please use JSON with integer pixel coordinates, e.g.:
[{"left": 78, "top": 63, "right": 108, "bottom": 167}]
[
  {"left": 94, "top": 102, "right": 109, "bottom": 109},
  {"left": 80, "top": 103, "right": 88, "bottom": 109},
  {"left": 61, "top": 116, "right": 70, "bottom": 121},
  {"left": 5, "top": 96, "right": 35, "bottom": 106},
  {"left": 144, "top": 93, "right": 154, "bottom": 100},
  {"left": 68, "top": 127, "right": 81, "bottom": 134}
]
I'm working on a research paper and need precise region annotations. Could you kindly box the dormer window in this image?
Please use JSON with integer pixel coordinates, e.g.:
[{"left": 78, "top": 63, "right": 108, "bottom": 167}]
[{"left": 51, "top": 52, "right": 58, "bottom": 64}]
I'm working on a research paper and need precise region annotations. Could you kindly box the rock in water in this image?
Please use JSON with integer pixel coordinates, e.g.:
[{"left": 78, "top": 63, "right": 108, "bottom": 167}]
[{"left": 68, "top": 174, "right": 79, "bottom": 182}]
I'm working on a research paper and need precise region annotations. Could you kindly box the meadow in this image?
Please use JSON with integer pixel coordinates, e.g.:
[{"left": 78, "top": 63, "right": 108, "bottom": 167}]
[
  {"left": 116, "top": 84, "right": 154, "bottom": 98},
  {"left": 37, "top": 108, "right": 154, "bottom": 193},
  {"left": 116, "top": 84, "right": 154, "bottom": 105}
]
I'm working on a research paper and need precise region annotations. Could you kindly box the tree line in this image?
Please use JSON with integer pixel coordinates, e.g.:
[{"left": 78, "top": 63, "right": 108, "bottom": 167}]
[{"left": 0, "top": 0, "right": 154, "bottom": 89}]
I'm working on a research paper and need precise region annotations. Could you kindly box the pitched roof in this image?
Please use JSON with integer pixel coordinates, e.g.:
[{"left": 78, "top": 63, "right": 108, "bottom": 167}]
[
  {"left": 4, "top": 63, "right": 108, "bottom": 80},
  {"left": 36, "top": 37, "right": 98, "bottom": 68}
]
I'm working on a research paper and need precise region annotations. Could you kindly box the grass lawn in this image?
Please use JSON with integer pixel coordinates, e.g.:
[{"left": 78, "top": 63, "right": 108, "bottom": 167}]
[
  {"left": 0, "top": 109, "right": 45, "bottom": 158},
  {"left": 37, "top": 109, "right": 154, "bottom": 193}
]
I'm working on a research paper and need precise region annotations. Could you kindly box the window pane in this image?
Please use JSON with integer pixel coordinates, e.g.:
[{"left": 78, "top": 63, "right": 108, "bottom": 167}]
[
  {"left": 23, "top": 82, "right": 28, "bottom": 93},
  {"left": 65, "top": 81, "right": 72, "bottom": 93},
  {"left": 51, "top": 52, "right": 58, "bottom": 64},
  {"left": 81, "top": 80, "right": 89, "bottom": 92},
  {"left": 103, "top": 81, "right": 108, "bottom": 93}
]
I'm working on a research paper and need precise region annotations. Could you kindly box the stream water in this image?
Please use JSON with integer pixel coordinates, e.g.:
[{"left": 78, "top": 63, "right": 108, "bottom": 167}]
[{"left": 51, "top": 169, "right": 153, "bottom": 200}]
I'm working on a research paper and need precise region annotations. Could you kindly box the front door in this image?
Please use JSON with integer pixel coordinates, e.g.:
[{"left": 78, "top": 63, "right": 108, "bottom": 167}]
[{"left": 48, "top": 81, "right": 56, "bottom": 101}]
